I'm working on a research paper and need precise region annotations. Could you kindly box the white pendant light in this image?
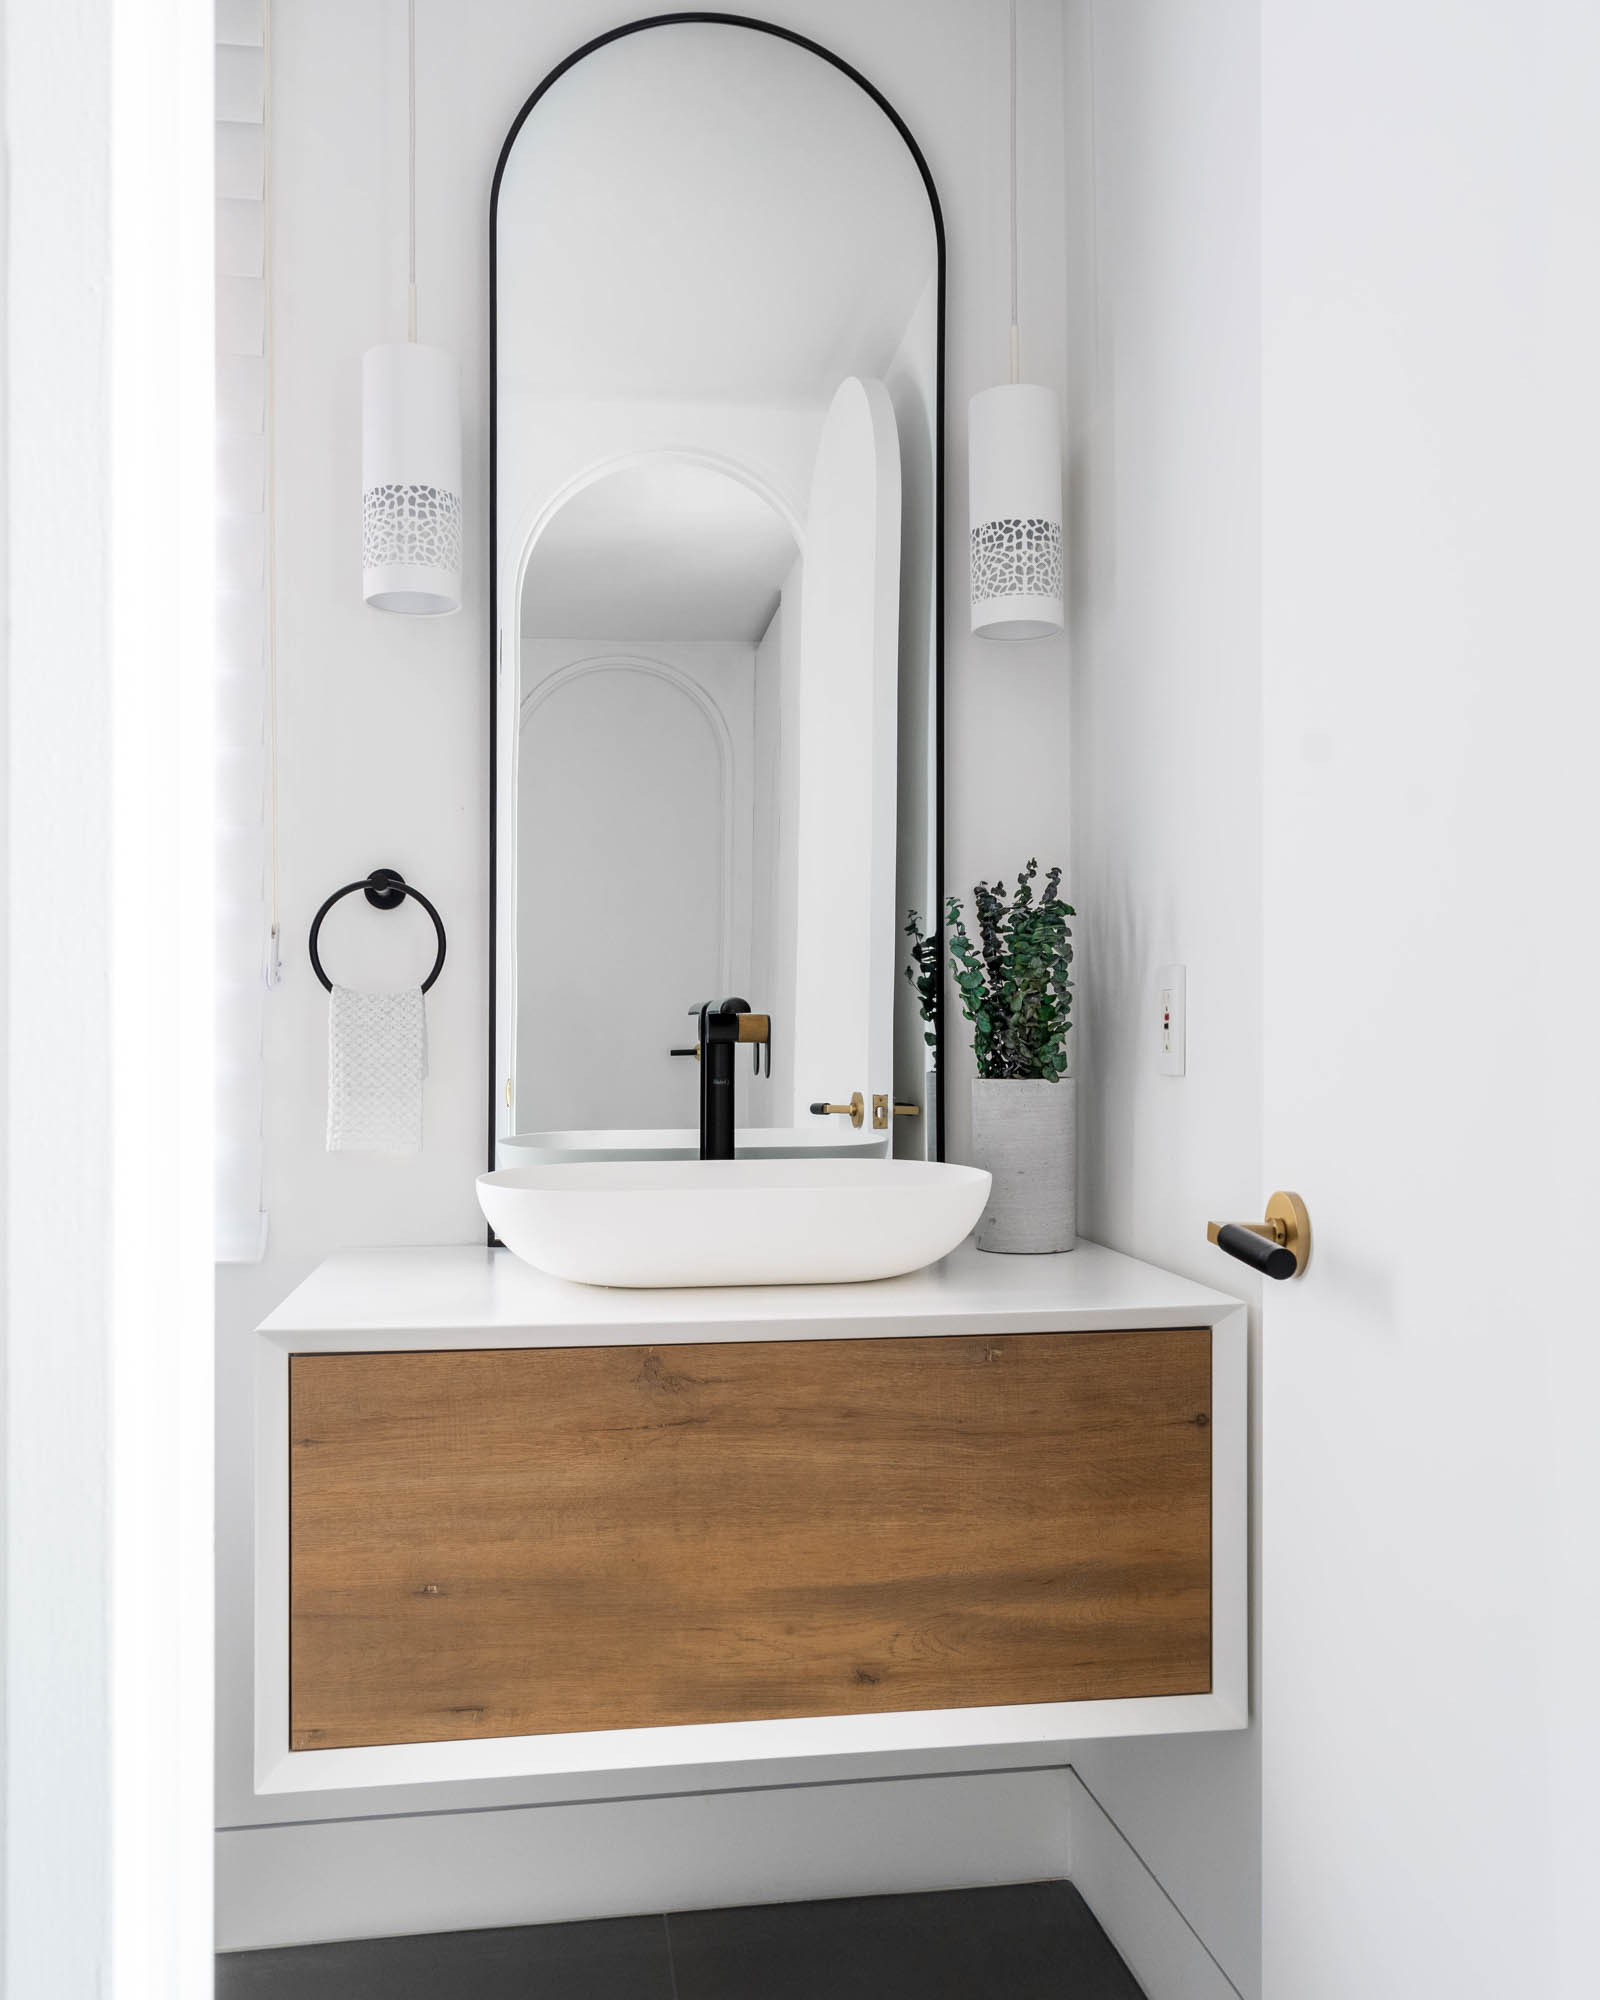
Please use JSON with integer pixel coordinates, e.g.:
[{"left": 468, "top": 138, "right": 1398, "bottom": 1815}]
[
  {"left": 362, "top": 0, "right": 461, "bottom": 615},
  {"left": 969, "top": 0, "right": 1063, "bottom": 641}
]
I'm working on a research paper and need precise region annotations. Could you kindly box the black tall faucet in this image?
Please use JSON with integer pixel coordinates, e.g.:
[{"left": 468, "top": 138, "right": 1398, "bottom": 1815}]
[{"left": 690, "top": 998, "right": 772, "bottom": 1161}]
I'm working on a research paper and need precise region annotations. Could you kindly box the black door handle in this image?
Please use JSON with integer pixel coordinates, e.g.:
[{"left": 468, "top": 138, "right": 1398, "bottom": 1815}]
[
  {"left": 1213, "top": 1223, "right": 1297, "bottom": 1281},
  {"left": 1206, "top": 1192, "right": 1311, "bottom": 1280}
]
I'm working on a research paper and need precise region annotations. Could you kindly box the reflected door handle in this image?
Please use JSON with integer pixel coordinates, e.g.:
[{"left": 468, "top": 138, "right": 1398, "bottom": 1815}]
[
  {"left": 669, "top": 1047, "right": 699, "bottom": 1057},
  {"left": 1207, "top": 1191, "right": 1311, "bottom": 1280},
  {"left": 872, "top": 1094, "right": 922, "bottom": 1130},
  {"left": 810, "top": 1092, "right": 865, "bottom": 1129}
]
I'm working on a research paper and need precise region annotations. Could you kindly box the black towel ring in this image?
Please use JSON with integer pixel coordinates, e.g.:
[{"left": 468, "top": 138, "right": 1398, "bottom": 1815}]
[{"left": 308, "top": 868, "right": 447, "bottom": 994}]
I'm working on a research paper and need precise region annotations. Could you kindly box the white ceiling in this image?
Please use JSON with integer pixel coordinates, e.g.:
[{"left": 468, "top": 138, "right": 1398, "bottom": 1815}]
[
  {"left": 497, "top": 22, "right": 937, "bottom": 405},
  {"left": 521, "top": 461, "right": 799, "bottom": 642}
]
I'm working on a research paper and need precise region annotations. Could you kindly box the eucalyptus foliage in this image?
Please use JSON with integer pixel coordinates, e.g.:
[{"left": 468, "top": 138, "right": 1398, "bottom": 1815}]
[
  {"left": 911, "top": 859, "right": 1074, "bottom": 1081},
  {"left": 903, "top": 909, "right": 943, "bottom": 1061}
]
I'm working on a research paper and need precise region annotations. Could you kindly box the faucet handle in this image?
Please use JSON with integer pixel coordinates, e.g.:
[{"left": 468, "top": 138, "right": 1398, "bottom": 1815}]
[{"left": 736, "top": 1012, "right": 771, "bottom": 1077}]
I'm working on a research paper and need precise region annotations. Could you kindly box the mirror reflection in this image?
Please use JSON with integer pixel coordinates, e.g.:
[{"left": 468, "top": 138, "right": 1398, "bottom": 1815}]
[{"left": 494, "top": 21, "right": 940, "bottom": 1164}]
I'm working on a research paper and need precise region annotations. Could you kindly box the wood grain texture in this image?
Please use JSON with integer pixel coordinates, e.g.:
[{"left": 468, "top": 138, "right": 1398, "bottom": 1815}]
[{"left": 289, "top": 1330, "right": 1212, "bottom": 1750}]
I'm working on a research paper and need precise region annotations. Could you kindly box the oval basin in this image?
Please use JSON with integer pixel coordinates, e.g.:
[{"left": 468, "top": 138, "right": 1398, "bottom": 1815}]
[
  {"left": 497, "top": 1126, "right": 885, "bottom": 1167},
  {"left": 477, "top": 1159, "right": 992, "bottom": 1289}
]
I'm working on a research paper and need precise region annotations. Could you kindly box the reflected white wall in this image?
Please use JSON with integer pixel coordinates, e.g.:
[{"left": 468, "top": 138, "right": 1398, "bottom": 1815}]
[{"left": 516, "top": 649, "right": 748, "bottom": 1132}]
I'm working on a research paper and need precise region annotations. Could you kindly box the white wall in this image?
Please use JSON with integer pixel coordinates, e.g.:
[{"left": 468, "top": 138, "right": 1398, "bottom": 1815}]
[
  {"left": 215, "top": 0, "right": 1072, "bottom": 1939},
  {"left": 1060, "top": 4, "right": 1263, "bottom": 1994}
]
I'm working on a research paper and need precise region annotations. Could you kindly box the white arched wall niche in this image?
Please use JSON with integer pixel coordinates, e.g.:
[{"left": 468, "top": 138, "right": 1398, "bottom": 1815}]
[{"left": 498, "top": 448, "right": 802, "bottom": 1140}]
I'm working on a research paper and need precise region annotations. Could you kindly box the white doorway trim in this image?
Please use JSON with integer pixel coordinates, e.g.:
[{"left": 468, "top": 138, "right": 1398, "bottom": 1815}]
[{"left": 2, "top": 0, "right": 215, "bottom": 1994}]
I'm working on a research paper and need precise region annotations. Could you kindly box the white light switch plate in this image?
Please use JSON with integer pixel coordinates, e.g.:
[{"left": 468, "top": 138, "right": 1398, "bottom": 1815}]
[{"left": 1156, "top": 965, "right": 1186, "bottom": 1076}]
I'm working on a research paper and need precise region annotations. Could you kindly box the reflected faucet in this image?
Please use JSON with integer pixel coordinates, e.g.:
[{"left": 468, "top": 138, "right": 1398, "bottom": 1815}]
[{"left": 690, "top": 998, "right": 772, "bottom": 1161}]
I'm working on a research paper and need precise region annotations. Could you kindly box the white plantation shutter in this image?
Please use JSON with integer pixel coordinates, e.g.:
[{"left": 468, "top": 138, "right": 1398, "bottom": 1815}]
[{"left": 215, "top": 0, "right": 272, "bottom": 1261}]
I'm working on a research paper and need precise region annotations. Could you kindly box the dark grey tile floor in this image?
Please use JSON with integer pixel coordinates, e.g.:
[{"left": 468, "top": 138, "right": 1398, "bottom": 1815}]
[{"left": 216, "top": 1882, "right": 1147, "bottom": 1998}]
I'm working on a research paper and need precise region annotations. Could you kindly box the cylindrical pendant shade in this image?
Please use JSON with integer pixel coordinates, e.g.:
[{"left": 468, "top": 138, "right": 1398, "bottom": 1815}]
[
  {"left": 362, "top": 342, "right": 462, "bottom": 615},
  {"left": 968, "top": 382, "right": 1064, "bottom": 639}
]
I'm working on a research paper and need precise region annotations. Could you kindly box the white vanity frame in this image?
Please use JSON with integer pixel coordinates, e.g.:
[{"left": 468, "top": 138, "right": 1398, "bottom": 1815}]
[{"left": 254, "top": 1241, "right": 1248, "bottom": 1796}]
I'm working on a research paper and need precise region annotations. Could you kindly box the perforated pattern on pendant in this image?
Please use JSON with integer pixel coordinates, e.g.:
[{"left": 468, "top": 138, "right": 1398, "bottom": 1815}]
[
  {"left": 362, "top": 482, "right": 463, "bottom": 573},
  {"left": 970, "top": 516, "right": 1063, "bottom": 602}
]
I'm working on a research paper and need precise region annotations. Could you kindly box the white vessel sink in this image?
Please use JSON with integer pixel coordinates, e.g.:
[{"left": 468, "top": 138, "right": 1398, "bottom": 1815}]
[
  {"left": 497, "top": 1126, "right": 884, "bottom": 1166},
  {"left": 477, "top": 1158, "right": 991, "bottom": 1289}
]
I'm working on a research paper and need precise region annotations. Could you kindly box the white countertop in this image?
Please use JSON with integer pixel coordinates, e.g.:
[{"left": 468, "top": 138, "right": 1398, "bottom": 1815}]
[{"left": 258, "top": 1238, "right": 1240, "bottom": 1348}]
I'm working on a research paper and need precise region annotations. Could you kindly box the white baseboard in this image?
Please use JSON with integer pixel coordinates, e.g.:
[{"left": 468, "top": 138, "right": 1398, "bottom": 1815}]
[
  {"left": 1065, "top": 1769, "right": 1243, "bottom": 2000},
  {"left": 218, "top": 1756, "right": 1246, "bottom": 1991},
  {"left": 216, "top": 1766, "right": 1071, "bottom": 1952}
]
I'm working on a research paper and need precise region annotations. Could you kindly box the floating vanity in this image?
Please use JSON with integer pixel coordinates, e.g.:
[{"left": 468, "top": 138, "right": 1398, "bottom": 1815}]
[{"left": 254, "top": 1242, "right": 1246, "bottom": 1795}]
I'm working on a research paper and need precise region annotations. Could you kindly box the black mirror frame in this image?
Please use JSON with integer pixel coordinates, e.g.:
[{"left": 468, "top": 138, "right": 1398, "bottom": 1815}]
[{"left": 487, "top": 11, "right": 946, "bottom": 1186}]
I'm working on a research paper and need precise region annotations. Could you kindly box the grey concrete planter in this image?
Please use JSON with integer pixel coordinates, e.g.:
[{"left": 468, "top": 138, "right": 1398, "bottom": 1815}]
[{"left": 970, "top": 1077, "right": 1077, "bottom": 1253}]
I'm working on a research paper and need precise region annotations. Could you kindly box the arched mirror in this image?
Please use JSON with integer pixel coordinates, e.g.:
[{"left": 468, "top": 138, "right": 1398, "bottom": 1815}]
[{"left": 491, "top": 15, "right": 943, "bottom": 1169}]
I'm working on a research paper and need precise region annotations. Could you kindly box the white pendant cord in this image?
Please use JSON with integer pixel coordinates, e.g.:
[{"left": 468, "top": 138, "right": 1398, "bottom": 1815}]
[
  {"left": 1009, "top": 0, "right": 1020, "bottom": 385},
  {"left": 970, "top": 0, "right": 1063, "bottom": 638},
  {"left": 407, "top": 0, "right": 418, "bottom": 343},
  {"left": 360, "top": 0, "right": 460, "bottom": 615},
  {"left": 263, "top": 0, "right": 282, "bottom": 987}
]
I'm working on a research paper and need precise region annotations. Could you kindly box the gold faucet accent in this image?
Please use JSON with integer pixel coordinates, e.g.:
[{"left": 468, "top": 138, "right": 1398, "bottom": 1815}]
[{"left": 810, "top": 1091, "right": 865, "bottom": 1129}]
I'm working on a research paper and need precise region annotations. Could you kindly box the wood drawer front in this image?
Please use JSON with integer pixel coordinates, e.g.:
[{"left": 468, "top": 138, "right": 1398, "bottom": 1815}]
[{"left": 289, "top": 1328, "right": 1213, "bottom": 1751}]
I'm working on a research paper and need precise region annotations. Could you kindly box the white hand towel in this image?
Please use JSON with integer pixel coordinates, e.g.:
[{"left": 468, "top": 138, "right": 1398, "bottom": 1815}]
[{"left": 326, "top": 985, "right": 429, "bottom": 1154}]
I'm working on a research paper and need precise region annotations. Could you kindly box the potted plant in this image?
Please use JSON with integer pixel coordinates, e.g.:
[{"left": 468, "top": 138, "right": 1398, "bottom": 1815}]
[{"left": 908, "top": 860, "right": 1076, "bottom": 1252}]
